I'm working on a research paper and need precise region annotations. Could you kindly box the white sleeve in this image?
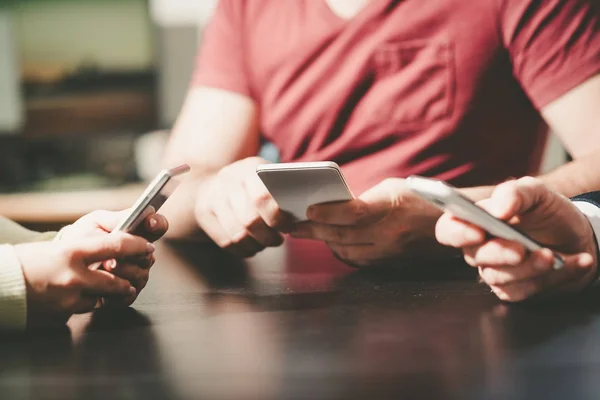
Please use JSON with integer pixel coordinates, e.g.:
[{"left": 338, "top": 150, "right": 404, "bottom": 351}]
[
  {"left": 573, "top": 201, "right": 600, "bottom": 253},
  {"left": 0, "top": 245, "right": 26, "bottom": 331}
]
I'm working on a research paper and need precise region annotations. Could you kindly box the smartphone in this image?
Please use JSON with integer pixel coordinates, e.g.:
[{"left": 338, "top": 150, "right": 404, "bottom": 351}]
[
  {"left": 406, "top": 175, "right": 564, "bottom": 270},
  {"left": 256, "top": 161, "right": 354, "bottom": 221},
  {"left": 115, "top": 164, "right": 191, "bottom": 233}
]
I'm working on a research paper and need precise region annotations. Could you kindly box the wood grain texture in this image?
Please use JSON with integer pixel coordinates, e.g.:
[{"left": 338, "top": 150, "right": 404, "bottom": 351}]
[{"left": 1, "top": 239, "right": 599, "bottom": 400}]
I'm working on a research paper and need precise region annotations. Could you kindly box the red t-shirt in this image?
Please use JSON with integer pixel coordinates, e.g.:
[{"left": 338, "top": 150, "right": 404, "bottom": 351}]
[{"left": 193, "top": 0, "right": 600, "bottom": 194}]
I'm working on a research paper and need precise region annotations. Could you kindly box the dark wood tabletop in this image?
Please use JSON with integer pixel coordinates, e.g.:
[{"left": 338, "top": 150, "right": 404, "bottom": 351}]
[{"left": 3, "top": 238, "right": 600, "bottom": 400}]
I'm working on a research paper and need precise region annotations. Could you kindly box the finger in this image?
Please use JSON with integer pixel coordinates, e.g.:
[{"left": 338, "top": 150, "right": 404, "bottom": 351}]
[
  {"left": 108, "top": 254, "right": 155, "bottom": 271},
  {"left": 229, "top": 182, "right": 283, "bottom": 247},
  {"left": 201, "top": 210, "right": 262, "bottom": 257},
  {"left": 489, "top": 282, "right": 539, "bottom": 303},
  {"left": 535, "top": 252, "right": 596, "bottom": 293},
  {"left": 435, "top": 213, "right": 486, "bottom": 247},
  {"left": 80, "top": 269, "right": 136, "bottom": 297},
  {"left": 111, "top": 253, "right": 155, "bottom": 270},
  {"left": 197, "top": 207, "right": 232, "bottom": 248},
  {"left": 110, "top": 263, "right": 150, "bottom": 297},
  {"left": 110, "top": 263, "right": 150, "bottom": 286},
  {"left": 490, "top": 251, "right": 595, "bottom": 302},
  {"left": 479, "top": 177, "right": 549, "bottom": 221},
  {"left": 84, "top": 209, "right": 128, "bottom": 232},
  {"left": 306, "top": 199, "right": 368, "bottom": 225},
  {"left": 289, "top": 222, "right": 373, "bottom": 245},
  {"left": 211, "top": 190, "right": 268, "bottom": 255},
  {"left": 243, "top": 174, "right": 294, "bottom": 231},
  {"left": 213, "top": 191, "right": 248, "bottom": 242},
  {"left": 478, "top": 249, "right": 555, "bottom": 286},
  {"left": 307, "top": 178, "right": 401, "bottom": 226},
  {"left": 133, "top": 213, "right": 169, "bottom": 242},
  {"left": 101, "top": 259, "right": 117, "bottom": 271},
  {"left": 327, "top": 242, "right": 376, "bottom": 267},
  {"left": 71, "top": 232, "right": 154, "bottom": 265},
  {"left": 463, "top": 238, "right": 526, "bottom": 268}
]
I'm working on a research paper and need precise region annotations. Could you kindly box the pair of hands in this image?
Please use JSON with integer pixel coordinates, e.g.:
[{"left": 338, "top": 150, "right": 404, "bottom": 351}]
[
  {"left": 435, "top": 177, "right": 598, "bottom": 302},
  {"left": 197, "top": 158, "right": 599, "bottom": 302},
  {"left": 17, "top": 210, "right": 168, "bottom": 328},
  {"left": 195, "top": 157, "right": 441, "bottom": 266}
]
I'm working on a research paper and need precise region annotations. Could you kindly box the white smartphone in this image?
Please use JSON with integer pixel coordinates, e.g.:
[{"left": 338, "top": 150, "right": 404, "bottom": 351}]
[
  {"left": 406, "top": 175, "right": 564, "bottom": 270},
  {"left": 115, "top": 164, "right": 191, "bottom": 233},
  {"left": 256, "top": 161, "right": 354, "bottom": 221}
]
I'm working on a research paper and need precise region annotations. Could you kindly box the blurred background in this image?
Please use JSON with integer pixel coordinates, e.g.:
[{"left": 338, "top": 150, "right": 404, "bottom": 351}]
[
  {"left": 0, "top": 0, "right": 566, "bottom": 231},
  {"left": 0, "top": 0, "right": 217, "bottom": 229}
]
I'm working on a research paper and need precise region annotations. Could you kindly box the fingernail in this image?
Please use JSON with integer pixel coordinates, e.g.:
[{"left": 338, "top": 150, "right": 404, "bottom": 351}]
[
  {"left": 306, "top": 206, "right": 316, "bottom": 219},
  {"left": 149, "top": 217, "right": 158, "bottom": 230},
  {"left": 128, "top": 286, "right": 137, "bottom": 295},
  {"left": 107, "top": 259, "right": 117, "bottom": 270},
  {"left": 533, "top": 251, "right": 551, "bottom": 270},
  {"left": 465, "top": 229, "right": 481, "bottom": 242},
  {"left": 579, "top": 253, "right": 594, "bottom": 267},
  {"left": 147, "top": 243, "right": 155, "bottom": 253},
  {"left": 504, "top": 249, "right": 521, "bottom": 264}
]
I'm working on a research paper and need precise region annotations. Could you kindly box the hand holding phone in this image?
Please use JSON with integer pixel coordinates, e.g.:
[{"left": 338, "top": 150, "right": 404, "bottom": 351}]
[
  {"left": 115, "top": 164, "right": 191, "bottom": 233},
  {"left": 256, "top": 161, "right": 354, "bottom": 221},
  {"left": 406, "top": 175, "right": 564, "bottom": 270}
]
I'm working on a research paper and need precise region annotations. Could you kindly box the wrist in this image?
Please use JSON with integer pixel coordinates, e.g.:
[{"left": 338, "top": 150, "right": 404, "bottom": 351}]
[{"left": 573, "top": 201, "right": 600, "bottom": 285}]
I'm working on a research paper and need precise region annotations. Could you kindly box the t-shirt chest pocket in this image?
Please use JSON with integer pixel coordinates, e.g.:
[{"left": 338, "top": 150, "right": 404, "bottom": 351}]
[{"left": 370, "top": 41, "right": 455, "bottom": 126}]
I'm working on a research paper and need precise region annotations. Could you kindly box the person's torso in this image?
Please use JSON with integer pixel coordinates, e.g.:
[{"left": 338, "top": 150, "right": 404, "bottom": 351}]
[{"left": 242, "top": 0, "right": 547, "bottom": 193}]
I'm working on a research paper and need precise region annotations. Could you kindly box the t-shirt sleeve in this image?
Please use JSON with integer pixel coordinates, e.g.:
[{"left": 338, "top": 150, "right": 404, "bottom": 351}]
[
  {"left": 0, "top": 245, "right": 27, "bottom": 331},
  {"left": 501, "top": 0, "right": 600, "bottom": 109},
  {"left": 191, "top": 0, "right": 252, "bottom": 98}
]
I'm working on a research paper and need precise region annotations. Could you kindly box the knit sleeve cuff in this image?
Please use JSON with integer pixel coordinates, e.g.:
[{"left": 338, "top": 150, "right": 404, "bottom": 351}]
[{"left": 0, "top": 245, "right": 27, "bottom": 331}]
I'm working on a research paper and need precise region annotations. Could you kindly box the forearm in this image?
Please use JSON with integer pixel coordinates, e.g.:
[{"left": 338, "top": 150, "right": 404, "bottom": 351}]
[
  {"left": 459, "top": 153, "right": 600, "bottom": 202},
  {"left": 537, "top": 153, "right": 600, "bottom": 197}
]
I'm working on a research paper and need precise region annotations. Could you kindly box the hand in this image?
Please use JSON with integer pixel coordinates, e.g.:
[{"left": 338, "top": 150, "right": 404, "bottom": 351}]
[
  {"left": 61, "top": 209, "right": 169, "bottom": 243},
  {"left": 435, "top": 177, "right": 598, "bottom": 302},
  {"left": 194, "top": 157, "right": 293, "bottom": 258},
  {"left": 289, "top": 178, "right": 442, "bottom": 267},
  {"left": 17, "top": 232, "right": 154, "bottom": 328},
  {"left": 59, "top": 209, "right": 169, "bottom": 306}
]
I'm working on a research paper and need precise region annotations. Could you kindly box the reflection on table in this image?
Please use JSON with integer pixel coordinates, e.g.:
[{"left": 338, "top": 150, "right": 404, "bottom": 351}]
[{"left": 2, "top": 238, "right": 600, "bottom": 400}]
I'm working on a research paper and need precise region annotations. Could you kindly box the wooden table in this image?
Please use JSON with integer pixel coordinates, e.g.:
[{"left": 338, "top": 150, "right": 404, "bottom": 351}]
[{"left": 2, "top": 238, "right": 600, "bottom": 400}]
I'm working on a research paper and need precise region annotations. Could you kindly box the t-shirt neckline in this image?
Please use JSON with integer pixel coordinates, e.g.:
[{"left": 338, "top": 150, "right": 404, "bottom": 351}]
[{"left": 319, "top": 0, "right": 392, "bottom": 24}]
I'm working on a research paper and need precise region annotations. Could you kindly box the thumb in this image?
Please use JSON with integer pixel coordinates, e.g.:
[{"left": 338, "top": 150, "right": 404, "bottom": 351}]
[
  {"left": 80, "top": 269, "right": 136, "bottom": 297},
  {"left": 70, "top": 232, "right": 153, "bottom": 265},
  {"left": 83, "top": 210, "right": 126, "bottom": 232},
  {"left": 538, "top": 251, "right": 597, "bottom": 293},
  {"left": 480, "top": 177, "right": 550, "bottom": 221},
  {"left": 357, "top": 178, "right": 404, "bottom": 219},
  {"left": 561, "top": 251, "right": 595, "bottom": 270}
]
